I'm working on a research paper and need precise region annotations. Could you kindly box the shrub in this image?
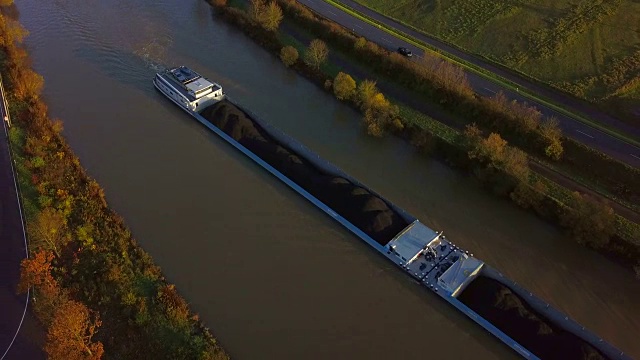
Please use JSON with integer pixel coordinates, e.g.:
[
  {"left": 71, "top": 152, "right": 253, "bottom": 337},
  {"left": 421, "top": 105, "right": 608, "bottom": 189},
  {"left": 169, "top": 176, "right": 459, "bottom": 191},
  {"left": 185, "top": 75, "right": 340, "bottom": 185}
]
[
  {"left": 332, "top": 72, "right": 356, "bottom": 100},
  {"left": 560, "top": 192, "right": 615, "bottom": 248},
  {"left": 279, "top": 46, "right": 298, "bottom": 67},
  {"left": 510, "top": 180, "right": 547, "bottom": 210}
]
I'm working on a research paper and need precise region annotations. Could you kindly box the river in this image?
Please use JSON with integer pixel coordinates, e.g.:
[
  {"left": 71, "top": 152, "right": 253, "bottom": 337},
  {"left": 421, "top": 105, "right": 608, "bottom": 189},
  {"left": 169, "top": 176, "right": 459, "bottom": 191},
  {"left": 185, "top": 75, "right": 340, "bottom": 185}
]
[{"left": 12, "top": 0, "right": 640, "bottom": 358}]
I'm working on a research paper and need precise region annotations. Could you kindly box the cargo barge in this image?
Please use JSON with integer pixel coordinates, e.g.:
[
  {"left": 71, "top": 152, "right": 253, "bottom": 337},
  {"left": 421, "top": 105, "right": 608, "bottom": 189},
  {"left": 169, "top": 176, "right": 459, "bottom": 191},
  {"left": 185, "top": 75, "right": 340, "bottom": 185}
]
[{"left": 155, "top": 66, "right": 631, "bottom": 360}]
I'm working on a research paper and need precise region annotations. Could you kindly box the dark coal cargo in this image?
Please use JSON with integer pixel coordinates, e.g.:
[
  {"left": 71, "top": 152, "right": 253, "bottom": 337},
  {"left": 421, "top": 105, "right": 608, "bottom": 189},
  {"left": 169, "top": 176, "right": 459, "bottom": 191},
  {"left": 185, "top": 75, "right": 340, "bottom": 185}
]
[
  {"left": 198, "top": 99, "right": 622, "bottom": 360},
  {"left": 457, "top": 276, "right": 609, "bottom": 360},
  {"left": 200, "top": 100, "right": 409, "bottom": 244}
]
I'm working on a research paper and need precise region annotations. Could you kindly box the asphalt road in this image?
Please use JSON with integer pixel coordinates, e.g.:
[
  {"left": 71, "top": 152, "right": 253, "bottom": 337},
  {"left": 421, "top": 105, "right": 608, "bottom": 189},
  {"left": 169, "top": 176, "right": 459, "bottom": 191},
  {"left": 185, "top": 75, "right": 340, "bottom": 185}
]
[
  {"left": 298, "top": 0, "right": 640, "bottom": 168},
  {"left": 0, "top": 93, "right": 44, "bottom": 359}
]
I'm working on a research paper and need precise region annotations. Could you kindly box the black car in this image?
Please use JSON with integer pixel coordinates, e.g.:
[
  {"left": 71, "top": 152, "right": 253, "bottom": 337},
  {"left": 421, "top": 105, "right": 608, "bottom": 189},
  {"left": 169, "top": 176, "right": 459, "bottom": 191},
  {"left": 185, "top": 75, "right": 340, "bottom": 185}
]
[{"left": 397, "top": 47, "right": 412, "bottom": 57}]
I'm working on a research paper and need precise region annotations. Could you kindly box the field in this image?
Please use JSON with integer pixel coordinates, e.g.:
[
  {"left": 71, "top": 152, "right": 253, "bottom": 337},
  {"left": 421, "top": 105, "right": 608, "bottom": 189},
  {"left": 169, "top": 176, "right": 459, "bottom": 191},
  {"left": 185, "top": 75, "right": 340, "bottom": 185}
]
[{"left": 350, "top": 0, "right": 640, "bottom": 123}]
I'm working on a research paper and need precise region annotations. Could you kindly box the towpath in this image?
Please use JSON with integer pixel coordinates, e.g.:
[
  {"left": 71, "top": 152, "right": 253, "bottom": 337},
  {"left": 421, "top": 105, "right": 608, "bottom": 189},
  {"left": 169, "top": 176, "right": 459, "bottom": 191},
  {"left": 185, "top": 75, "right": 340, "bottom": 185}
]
[{"left": 0, "top": 76, "right": 45, "bottom": 360}]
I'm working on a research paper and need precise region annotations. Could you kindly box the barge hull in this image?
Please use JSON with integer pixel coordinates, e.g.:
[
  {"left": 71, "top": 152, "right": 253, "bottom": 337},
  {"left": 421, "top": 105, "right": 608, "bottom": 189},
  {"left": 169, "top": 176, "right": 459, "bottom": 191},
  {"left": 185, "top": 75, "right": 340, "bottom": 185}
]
[{"left": 156, "top": 81, "right": 631, "bottom": 359}]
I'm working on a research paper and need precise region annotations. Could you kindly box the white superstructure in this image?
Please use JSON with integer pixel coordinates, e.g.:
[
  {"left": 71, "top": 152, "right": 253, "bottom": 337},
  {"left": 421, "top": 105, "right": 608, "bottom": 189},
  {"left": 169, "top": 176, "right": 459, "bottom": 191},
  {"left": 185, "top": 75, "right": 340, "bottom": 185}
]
[{"left": 154, "top": 66, "right": 225, "bottom": 112}]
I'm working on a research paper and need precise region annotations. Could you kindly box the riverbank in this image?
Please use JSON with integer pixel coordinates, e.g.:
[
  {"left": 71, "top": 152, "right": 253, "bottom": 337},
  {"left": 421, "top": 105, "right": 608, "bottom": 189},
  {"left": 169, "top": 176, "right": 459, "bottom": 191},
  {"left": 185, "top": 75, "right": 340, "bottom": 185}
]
[
  {"left": 0, "top": 11, "right": 229, "bottom": 360},
  {"left": 207, "top": 0, "right": 640, "bottom": 274}
]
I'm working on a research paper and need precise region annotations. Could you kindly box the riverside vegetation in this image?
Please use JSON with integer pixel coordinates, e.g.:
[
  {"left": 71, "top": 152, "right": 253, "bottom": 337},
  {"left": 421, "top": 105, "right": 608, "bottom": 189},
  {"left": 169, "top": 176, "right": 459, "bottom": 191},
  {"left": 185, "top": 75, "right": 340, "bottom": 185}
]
[
  {"left": 208, "top": 0, "right": 640, "bottom": 275},
  {"left": 345, "top": 0, "right": 640, "bottom": 125},
  {"left": 0, "top": 9, "right": 229, "bottom": 360}
]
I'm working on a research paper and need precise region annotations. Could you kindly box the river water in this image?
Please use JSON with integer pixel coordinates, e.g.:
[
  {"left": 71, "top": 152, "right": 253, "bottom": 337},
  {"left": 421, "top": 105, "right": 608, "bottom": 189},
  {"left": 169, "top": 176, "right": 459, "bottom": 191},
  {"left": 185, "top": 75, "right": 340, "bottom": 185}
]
[{"left": 12, "top": 0, "right": 640, "bottom": 358}]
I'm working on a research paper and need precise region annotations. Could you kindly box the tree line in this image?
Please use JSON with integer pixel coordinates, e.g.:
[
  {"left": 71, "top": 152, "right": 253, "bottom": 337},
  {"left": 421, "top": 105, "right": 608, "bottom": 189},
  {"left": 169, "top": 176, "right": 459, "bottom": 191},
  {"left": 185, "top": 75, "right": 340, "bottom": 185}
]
[
  {"left": 209, "top": 0, "right": 640, "bottom": 271},
  {"left": 0, "top": 10, "right": 229, "bottom": 360},
  {"left": 264, "top": 0, "right": 640, "bottom": 208}
]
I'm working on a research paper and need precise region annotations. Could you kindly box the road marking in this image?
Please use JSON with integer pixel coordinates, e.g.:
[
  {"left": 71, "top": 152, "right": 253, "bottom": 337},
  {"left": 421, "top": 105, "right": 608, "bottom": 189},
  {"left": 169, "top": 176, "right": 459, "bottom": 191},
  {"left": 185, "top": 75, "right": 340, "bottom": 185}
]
[
  {"left": 328, "top": 10, "right": 337, "bottom": 16},
  {"left": 483, "top": 87, "right": 496, "bottom": 94},
  {"left": 355, "top": 24, "right": 363, "bottom": 29},
  {"left": 576, "top": 130, "right": 594, "bottom": 139},
  {"left": 383, "top": 38, "right": 392, "bottom": 44},
  {"left": 630, "top": 153, "right": 640, "bottom": 160}
]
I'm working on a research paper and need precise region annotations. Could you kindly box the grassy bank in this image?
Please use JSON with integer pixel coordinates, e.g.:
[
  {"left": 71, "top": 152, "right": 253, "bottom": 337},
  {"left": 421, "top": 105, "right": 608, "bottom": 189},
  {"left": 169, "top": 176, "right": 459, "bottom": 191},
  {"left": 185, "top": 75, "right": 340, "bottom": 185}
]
[
  {"left": 0, "top": 12, "right": 229, "bottom": 360},
  {"left": 343, "top": 0, "right": 640, "bottom": 125},
  {"left": 209, "top": 0, "right": 640, "bottom": 273}
]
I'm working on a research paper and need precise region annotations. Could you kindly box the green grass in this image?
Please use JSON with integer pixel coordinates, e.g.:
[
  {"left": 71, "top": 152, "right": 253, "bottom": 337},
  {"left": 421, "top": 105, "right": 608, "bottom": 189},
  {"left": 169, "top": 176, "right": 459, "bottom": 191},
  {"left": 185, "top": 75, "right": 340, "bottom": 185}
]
[
  {"left": 397, "top": 104, "right": 458, "bottom": 143},
  {"left": 329, "top": 0, "right": 640, "bottom": 140},
  {"left": 616, "top": 216, "right": 640, "bottom": 247}
]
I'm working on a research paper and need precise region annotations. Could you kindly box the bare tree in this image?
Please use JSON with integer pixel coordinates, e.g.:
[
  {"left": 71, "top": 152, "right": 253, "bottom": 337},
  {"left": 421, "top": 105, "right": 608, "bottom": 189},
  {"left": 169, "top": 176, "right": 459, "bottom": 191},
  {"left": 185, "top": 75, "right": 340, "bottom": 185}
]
[{"left": 304, "top": 39, "right": 328, "bottom": 70}]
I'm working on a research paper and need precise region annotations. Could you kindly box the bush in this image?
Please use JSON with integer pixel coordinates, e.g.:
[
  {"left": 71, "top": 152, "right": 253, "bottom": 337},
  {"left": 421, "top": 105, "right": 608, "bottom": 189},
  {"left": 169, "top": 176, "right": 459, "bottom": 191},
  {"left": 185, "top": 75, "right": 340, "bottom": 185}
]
[
  {"left": 355, "top": 79, "right": 378, "bottom": 110},
  {"left": 279, "top": 46, "right": 298, "bottom": 67},
  {"left": 560, "top": 192, "right": 615, "bottom": 248},
  {"left": 332, "top": 72, "right": 356, "bottom": 100},
  {"left": 354, "top": 37, "right": 366, "bottom": 51}
]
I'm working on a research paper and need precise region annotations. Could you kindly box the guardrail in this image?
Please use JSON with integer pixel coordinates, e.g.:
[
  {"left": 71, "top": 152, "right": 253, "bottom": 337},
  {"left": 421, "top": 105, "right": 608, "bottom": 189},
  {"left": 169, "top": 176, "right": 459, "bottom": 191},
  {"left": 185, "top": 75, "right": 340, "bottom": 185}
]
[{"left": 321, "top": 0, "right": 640, "bottom": 149}]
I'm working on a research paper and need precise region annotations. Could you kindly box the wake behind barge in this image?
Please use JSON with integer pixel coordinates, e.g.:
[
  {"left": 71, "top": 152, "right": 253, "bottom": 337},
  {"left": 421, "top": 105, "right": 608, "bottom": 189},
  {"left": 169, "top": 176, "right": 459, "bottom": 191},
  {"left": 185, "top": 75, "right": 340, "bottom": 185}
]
[{"left": 155, "top": 66, "right": 631, "bottom": 360}]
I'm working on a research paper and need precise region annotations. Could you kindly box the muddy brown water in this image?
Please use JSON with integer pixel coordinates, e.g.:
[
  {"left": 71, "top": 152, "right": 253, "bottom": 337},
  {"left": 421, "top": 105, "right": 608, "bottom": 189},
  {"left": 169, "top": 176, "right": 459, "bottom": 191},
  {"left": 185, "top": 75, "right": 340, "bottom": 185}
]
[{"left": 12, "top": 0, "right": 640, "bottom": 358}]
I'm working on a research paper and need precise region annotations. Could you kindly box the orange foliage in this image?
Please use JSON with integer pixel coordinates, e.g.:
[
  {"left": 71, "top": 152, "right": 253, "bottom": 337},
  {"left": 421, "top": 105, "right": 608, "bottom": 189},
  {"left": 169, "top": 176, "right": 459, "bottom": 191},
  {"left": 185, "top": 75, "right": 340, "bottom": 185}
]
[
  {"left": 45, "top": 300, "right": 104, "bottom": 360},
  {"left": 157, "top": 284, "right": 190, "bottom": 324},
  {"left": 18, "top": 250, "right": 56, "bottom": 294}
]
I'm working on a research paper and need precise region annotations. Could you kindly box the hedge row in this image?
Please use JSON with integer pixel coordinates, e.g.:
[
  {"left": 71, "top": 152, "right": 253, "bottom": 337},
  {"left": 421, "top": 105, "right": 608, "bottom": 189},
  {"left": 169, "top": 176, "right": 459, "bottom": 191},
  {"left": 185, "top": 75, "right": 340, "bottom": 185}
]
[
  {"left": 268, "top": 0, "right": 640, "bottom": 208},
  {"left": 209, "top": 0, "right": 640, "bottom": 271}
]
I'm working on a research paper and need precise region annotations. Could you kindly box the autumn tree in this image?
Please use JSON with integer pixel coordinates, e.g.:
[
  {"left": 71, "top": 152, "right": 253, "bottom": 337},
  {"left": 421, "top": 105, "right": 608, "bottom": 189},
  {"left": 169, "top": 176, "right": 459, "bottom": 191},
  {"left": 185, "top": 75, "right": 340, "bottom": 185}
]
[
  {"left": 304, "top": 39, "right": 328, "bottom": 70},
  {"left": 465, "top": 130, "right": 530, "bottom": 193},
  {"left": 361, "top": 91, "right": 398, "bottom": 137},
  {"left": 45, "top": 300, "right": 104, "bottom": 360},
  {"left": 0, "top": 14, "right": 28, "bottom": 46},
  {"left": 332, "top": 72, "right": 356, "bottom": 100},
  {"left": 18, "top": 250, "right": 56, "bottom": 294},
  {"left": 0, "top": 0, "right": 14, "bottom": 6},
  {"left": 28, "top": 207, "right": 70, "bottom": 257},
  {"left": 248, "top": 0, "right": 265, "bottom": 21},
  {"left": 510, "top": 180, "right": 547, "bottom": 211},
  {"left": 279, "top": 46, "right": 298, "bottom": 67},
  {"left": 354, "top": 37, "right": 366, "bottom": 51},
  {"left": 510, "top": 101, "right": 541, "bottom": 133},
  {"left": 539, "top": 117, "right": 563, "bottom": 160},
  {"left": 157, "top": 284, "right": 190, "bottom": 326},
  {"left": 10, "top": 68, "right": 44, "bottom": 101},
  {"left": 249, "top": 0, "right": 283, "bottom": 32},
  {"left": 18, "top": 250, "right": 65, "bottom": 324},
  {"left": 261, "top": 1, "right": 283, "bottom": 31},
  {"left": 502, "top": 147, "right": 530, "bottom": 182},
  {"left": 560, "top": 192, "right": 615, "bottom": 248},
  {"left": 355, "top": 79, "right": 378, "bottom": 110}
]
